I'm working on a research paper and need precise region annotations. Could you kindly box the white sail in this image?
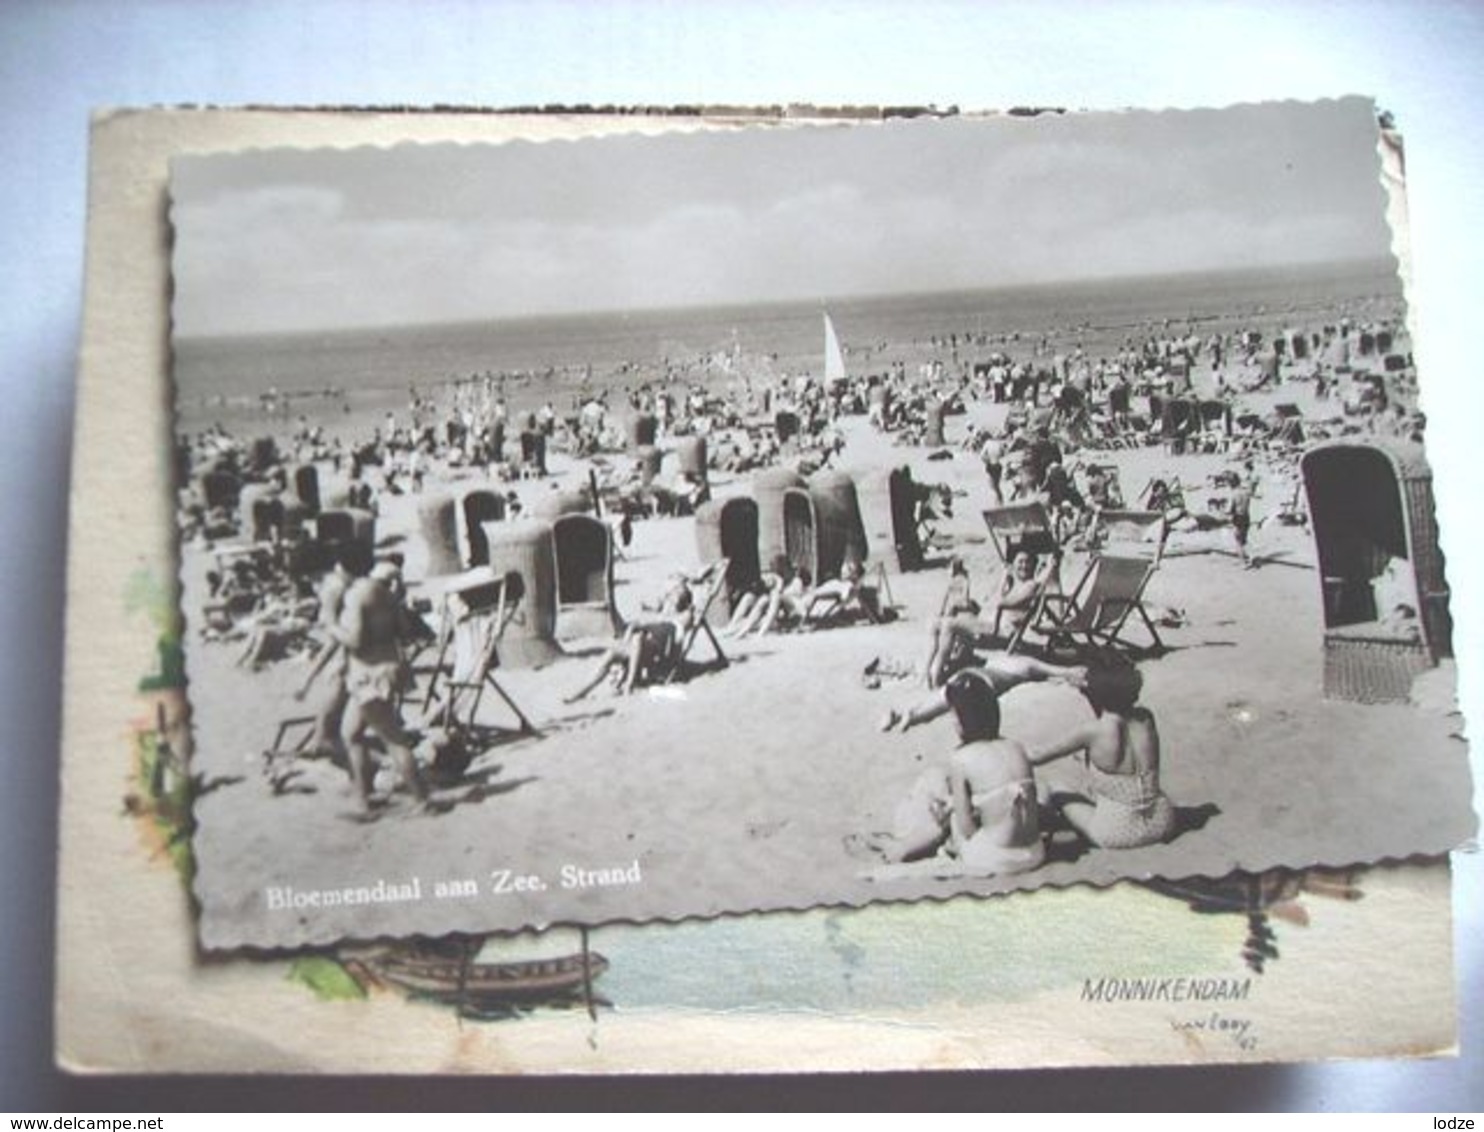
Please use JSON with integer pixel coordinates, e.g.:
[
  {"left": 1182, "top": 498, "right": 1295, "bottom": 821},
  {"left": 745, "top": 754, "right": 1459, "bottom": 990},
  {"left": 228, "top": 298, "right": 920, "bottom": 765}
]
[{"left": 823, "top": 312, "right": 847, "bottom": 383}]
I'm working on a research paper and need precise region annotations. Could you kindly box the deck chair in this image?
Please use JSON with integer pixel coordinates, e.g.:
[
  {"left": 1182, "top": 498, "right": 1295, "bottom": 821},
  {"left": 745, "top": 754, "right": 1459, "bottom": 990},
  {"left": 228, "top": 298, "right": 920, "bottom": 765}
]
[
  {"left": 666, "top": 558, "right": 731, "bottom": 683},
  {"left": 1018, "top": 553, "right": 1164, "bottom": 656},
  {"left": 981, "top": 502, "right": 1059, "bottom": 566},
  {"left": 1090, "top": 509, "right": 1169, "bottom": 565},
  {"left": 423, "top": 572, "right": 537, "bottom": 737}
]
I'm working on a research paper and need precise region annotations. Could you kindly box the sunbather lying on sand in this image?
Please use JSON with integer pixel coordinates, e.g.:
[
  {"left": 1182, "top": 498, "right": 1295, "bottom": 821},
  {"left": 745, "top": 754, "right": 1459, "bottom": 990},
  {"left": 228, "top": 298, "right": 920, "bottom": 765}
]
[
  {"left": 847, "top": 670, "right": 1045, "bottom": 874},
  {"left": 881, "top": 651, "right": 1086, "bottom": 733}
]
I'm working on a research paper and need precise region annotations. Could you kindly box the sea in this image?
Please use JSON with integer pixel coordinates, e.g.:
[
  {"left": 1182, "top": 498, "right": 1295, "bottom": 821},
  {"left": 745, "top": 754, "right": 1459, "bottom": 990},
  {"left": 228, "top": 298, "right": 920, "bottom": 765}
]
[{"left": 172, "top": 258, "right": 1404, "bottom": 439}]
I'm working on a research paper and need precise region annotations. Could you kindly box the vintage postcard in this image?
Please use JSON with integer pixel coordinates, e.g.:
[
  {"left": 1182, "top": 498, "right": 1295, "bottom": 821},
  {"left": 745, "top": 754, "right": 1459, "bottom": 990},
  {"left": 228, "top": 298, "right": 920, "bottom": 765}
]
[
  {"left": 57, "top": 105, "right": 1470, "bottom": 1072},
  {"left": 164, "top": 101, "right": 1474, "bottom": 951}
]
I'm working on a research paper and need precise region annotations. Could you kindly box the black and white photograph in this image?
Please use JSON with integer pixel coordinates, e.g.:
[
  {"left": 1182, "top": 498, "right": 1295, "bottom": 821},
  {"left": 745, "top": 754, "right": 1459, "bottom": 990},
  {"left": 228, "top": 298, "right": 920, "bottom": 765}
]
[{"left": 168, "top": 99, "right": 1476, "bottom": 951}]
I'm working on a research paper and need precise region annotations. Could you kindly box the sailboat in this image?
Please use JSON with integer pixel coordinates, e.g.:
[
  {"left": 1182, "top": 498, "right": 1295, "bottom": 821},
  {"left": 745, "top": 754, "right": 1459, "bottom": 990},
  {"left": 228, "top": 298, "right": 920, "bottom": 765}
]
[{"left": 823, "top": 312, "right": 847, "bottom": 385}]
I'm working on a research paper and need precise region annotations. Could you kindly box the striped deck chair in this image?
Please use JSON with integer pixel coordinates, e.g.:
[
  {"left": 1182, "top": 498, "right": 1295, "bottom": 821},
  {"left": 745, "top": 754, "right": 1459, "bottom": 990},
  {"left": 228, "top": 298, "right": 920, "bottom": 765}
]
[
  {"left": 981, "top": 502, "right": 1059, "bottom": 566},
  {"left": 1090, "top": 508, "right": 1169, "bottom": 565},
  {"left": 1020, "top": 553, "right": 1164, "bottom": 657},
  {"left": 666, "top": 558, "right": 731, "bottom": 683},
  {"left": 424, "top": 571, "right": 537, "bottom": 737}
]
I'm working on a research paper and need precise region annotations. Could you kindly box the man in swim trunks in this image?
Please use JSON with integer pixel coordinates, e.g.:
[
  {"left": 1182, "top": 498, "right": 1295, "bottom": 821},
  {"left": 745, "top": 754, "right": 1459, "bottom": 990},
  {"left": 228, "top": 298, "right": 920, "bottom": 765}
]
[{"left": 334, "top": 561, "right": 428, "bottom": 813}]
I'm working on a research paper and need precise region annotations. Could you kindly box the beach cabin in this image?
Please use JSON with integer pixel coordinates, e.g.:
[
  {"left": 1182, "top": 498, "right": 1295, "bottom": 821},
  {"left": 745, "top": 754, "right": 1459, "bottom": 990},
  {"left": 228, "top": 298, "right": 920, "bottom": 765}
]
[
  {"left": 1300, "top": 440, "right": 1451, "bottom": 703},
  {"left": 694, "top": 496, "right": 760, "bottom": 616},
  {"left": 551, "top": 513, "right": 621, "bottom": 640}
]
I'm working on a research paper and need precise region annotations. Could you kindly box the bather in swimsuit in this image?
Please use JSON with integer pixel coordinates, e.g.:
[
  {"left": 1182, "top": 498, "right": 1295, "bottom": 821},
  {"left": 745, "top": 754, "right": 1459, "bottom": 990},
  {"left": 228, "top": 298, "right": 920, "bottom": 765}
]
[
  {"left": 956, "top": 776, "right": 1046, "bottom": 874},
  {"left": 345, "top": 656, "right": 401, "bottom": 706},
  {"left": 1082, "top": 760, "right": 1176, "bottom": 849}
]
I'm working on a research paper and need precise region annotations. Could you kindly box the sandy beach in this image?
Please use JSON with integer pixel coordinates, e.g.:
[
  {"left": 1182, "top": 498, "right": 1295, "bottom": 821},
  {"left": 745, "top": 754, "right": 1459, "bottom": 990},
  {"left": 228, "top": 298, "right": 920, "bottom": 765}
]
[{"left": 177, "top": 338, "right": 1476, "bottom": 950}]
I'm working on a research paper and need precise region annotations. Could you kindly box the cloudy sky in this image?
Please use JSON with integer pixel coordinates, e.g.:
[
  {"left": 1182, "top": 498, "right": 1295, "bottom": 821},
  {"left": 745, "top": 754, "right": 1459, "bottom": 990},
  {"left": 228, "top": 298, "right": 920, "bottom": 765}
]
[{"left": 170, "top": 98, "right": 1395, "bottom": 337}]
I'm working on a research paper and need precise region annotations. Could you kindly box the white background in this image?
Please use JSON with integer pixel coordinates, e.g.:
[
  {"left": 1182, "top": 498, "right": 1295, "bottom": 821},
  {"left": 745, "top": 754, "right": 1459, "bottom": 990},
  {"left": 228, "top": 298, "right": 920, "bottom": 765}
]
[{"left": 1, "top": 0, "right": 1480, "bottom": 1110}]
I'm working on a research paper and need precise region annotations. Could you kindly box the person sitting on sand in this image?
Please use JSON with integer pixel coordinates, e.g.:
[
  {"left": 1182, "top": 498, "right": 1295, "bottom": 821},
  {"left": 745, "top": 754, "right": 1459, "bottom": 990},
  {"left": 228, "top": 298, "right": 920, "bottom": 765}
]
[
  {"left": 1029, "top": 662, "right": 1176, "bottom": 849},
  {"left": 848, "top": 670, "right": 1045, "bottom": 874},
  {"left": 922, "top": 551, "right": 1058, "bottom": 688},
  {"left": 564, "top": 580, "right": 696, "bottom": 703},
  {"left": 333, "top": 561, "right": 428, "bottom": 814}
]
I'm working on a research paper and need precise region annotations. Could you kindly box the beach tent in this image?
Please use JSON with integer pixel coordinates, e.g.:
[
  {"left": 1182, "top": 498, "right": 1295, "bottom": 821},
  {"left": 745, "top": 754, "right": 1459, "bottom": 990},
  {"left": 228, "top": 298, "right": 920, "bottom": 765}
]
[
  {"left": 856, "top": 466, "right": 927, "bottom": 573},
  {"left": 781, "top": 487, "right": 819, "bottom": 583},
  {"left": 628, "top": 412, "right": 658, "bottom": 450},
  {"left": 754, "top": 467, "right": 807, "bottom": 572},
  {"left": 480, "top": 519, "right": 564, "bottom": 668},
  {"left": 459, "top": 489, "right": 506, "bottom": 567},
  {"left": 552, "top": 513, "right": 621, "bottom": 640},
  {"left": 674, "top": 435, "right": 707, "bottom": 480},
  {"left": 289, "top": 463, "right": 320, "bottom": 516},
  {"left": 1300, "top": 440, "right": 1451, "bottom": 703},
  {"left": 694, "top": 496, "right": 760, "bottom": 616},
  {"left": 417, "top": 494, "right": 464, "bottom": 580},
  {"left": 238, "top": 484, "right": 285, "bottom": 544},
  {"left": 199, "top": 468, "right": 241, "bottom": 513},
  {"left": 316, "top": 508, "right": 376, "bottom": 575},
  {"left": 808, "top": 470, "right": 868, "bottom": 582},
  {"left": 923, "top": 401, "right": 946, "bottom": 446}
]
